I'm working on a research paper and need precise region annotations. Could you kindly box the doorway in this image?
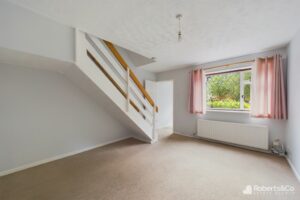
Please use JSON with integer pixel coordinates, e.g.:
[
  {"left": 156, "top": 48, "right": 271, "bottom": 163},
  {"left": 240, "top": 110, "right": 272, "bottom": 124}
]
[{"left": 145, "top": 80, "right": 173, "bottom": 136}]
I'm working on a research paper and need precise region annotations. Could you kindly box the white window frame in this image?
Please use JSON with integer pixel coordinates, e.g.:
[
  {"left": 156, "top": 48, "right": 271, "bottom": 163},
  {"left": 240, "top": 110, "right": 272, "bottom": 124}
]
[{"left": 205, "top": 67, "right": 252, "bottom": 112}]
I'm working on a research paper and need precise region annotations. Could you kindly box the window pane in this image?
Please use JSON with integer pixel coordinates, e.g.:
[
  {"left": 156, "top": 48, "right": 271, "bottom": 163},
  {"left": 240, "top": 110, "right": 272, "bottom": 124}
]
[
  {"left": 244, "top": 71, "right": 251, "bottom": 81},
  {"left": 244, "top": 84, "right": 251, "bottom": 109},
  {"left": 206, "top": 72, "right": 240, "bottom": 109}
]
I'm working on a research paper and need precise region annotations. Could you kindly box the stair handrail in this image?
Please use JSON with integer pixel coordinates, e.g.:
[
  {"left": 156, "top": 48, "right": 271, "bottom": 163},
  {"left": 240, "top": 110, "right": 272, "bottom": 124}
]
[{"left": 103, "top": 40, "right": 158, "bottom": 112}]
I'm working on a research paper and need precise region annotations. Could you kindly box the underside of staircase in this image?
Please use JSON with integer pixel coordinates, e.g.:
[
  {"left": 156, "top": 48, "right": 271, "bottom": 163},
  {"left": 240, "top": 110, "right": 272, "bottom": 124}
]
[
  {"left": 73, "top": 30, "right": 158, "bottom": 143},
  {"left": 0, "top": 29, "right": 158, "bottom": 143}
]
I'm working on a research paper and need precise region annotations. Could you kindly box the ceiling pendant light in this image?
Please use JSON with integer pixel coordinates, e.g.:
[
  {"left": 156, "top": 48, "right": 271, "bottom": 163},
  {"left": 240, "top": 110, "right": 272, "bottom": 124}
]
[{"left": 176, "top": 14, "right": 183, "bottom": 42}]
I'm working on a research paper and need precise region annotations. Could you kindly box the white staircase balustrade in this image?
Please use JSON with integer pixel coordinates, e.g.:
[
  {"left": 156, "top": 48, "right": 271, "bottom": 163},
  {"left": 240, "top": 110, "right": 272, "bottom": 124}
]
[{"left": 75, "top": 30, "right": 157, "bottom": 142}]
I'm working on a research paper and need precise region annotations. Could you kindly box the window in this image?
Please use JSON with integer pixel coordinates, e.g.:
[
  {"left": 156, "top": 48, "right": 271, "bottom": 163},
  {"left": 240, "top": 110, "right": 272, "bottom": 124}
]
[{"left": 206, "top": 69, "right": 251, "bottom": 111}]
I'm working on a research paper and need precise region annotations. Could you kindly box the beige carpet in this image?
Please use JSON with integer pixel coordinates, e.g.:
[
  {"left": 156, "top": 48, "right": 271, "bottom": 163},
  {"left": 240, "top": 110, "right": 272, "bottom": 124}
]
[{"left": 1, "top": 129, "right": 299, "bottom": 200}]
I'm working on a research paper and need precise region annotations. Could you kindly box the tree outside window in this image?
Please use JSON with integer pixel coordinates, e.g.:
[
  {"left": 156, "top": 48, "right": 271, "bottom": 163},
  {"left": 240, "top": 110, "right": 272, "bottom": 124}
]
[{"left": 206, "top": 70, "right": 251, "bottom": 111}]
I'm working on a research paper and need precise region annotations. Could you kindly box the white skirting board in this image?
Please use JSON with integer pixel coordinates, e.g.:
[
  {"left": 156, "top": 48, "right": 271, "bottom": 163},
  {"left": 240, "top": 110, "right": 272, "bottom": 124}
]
[
  {"left": 286, "top": 156, "right": 300, "bottom": 183},
  {"left": 174, "top": 132, "right": 270, "bottom": 154},
  {"left": 0, "top": 136, "right": 131, "bottom": 177}
]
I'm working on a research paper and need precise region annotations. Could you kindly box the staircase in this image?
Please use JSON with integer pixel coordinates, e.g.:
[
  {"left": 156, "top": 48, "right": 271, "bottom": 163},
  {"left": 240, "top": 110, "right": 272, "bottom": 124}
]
[{"left": 74, "top": 30, "right": 158, "bottom": 142}]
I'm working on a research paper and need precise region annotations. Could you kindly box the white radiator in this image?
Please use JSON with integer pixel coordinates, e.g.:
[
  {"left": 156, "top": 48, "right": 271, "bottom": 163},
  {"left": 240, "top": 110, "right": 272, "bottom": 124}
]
[{"left": 197, "top": 119, "right": 269, "bottom": 150}]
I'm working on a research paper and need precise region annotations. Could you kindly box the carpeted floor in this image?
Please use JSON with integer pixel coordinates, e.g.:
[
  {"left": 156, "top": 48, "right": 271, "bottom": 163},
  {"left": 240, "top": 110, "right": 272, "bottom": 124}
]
[{"left": 0, "top": 129, "right": 299, "bottom": 200}]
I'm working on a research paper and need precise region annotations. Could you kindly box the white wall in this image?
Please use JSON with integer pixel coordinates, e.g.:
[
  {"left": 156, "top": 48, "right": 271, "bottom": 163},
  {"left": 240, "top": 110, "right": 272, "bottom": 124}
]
[
  {"left": 156, "top": 81, "right": 173, "bottom": 129},
  {"left": 116, "top": 46, "right": 156, "bottom": 84},
  {"left": 0, "top": 64, "right": 131, "bottom": 174},
  {"left": 0, "top": 0, "right": 75, "bottom": 63},
  {"left": 157, "top": 48, "right": 288, "bottom": 145},
  {"left": 286, "top": 30, "right": 300, "bottom": 178}
]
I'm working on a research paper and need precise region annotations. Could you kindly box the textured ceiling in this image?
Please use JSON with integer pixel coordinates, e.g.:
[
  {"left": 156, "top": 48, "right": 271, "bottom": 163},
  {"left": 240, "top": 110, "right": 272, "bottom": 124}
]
[{"left": 6, "top": 0, "right": 300, "bottom": 72}]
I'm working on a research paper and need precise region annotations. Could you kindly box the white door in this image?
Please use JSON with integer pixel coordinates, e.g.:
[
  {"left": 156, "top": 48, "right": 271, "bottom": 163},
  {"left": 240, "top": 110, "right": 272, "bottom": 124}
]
[
  {"left": 156, "top": 81, "right": 173, "bottom": 129},
  {"left": 145, "top": 80, "right": 173, "bottom": 130}
]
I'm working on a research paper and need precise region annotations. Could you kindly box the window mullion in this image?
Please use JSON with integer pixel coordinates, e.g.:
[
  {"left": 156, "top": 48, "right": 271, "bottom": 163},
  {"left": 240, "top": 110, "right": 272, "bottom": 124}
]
[{"left": 240, "top": 72, "right": 244, "bottom": 110}]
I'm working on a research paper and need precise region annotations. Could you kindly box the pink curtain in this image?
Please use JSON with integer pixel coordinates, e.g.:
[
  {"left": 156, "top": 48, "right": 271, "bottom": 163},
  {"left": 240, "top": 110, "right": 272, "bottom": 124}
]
[
  {"left": 251, "top": 55, "right": 287, "bottom": 119},
  {"left": 189, "top": 69, "right": 205, "bottom": 114}
]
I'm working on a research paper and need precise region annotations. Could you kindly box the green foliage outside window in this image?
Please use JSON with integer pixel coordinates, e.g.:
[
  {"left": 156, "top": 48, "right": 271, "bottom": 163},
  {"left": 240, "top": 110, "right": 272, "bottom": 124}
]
[{"left": 206, "top": 71, "right": 251, "bottom": 110}]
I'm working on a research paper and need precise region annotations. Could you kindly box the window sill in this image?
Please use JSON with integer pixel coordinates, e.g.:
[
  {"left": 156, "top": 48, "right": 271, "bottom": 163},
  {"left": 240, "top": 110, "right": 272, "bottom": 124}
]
[{"left": 206, "top": 109, "right": 250, "bottom": 114}]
